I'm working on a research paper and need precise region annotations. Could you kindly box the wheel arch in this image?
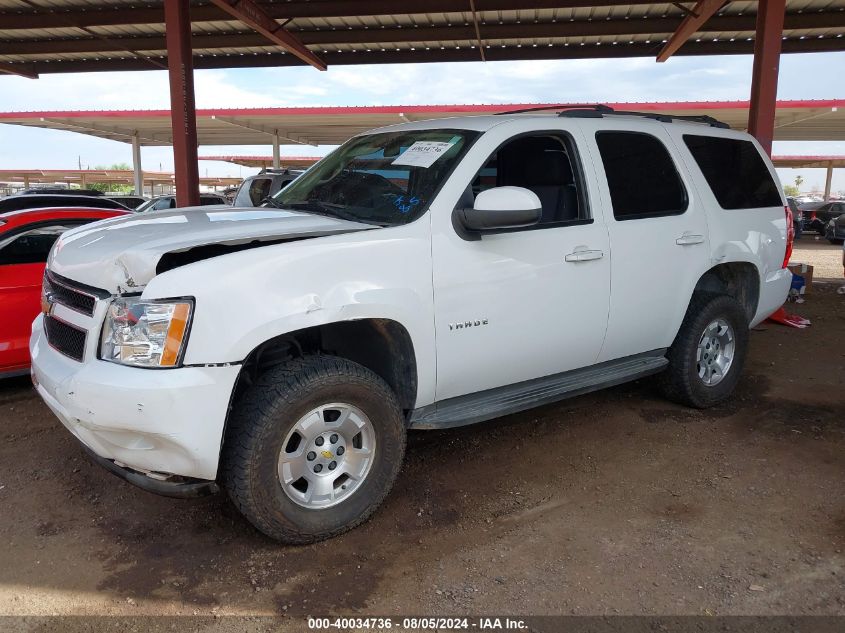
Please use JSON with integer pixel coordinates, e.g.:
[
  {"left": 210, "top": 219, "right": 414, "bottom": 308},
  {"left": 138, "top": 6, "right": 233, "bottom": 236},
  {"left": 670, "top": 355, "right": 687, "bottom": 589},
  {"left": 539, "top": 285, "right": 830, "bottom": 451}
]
[
  {"left": 689, "top": 261, "right": 761, "bottom": 324},
  {"left": 227, "top": 317, "right": 418, "bottom": 413}
]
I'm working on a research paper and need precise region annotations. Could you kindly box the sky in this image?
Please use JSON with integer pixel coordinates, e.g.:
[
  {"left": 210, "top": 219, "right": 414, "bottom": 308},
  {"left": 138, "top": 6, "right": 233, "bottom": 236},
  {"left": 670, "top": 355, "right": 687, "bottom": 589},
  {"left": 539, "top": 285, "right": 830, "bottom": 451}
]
[{"left": 0, "top": 51, "right": 843, "bottom": 195}]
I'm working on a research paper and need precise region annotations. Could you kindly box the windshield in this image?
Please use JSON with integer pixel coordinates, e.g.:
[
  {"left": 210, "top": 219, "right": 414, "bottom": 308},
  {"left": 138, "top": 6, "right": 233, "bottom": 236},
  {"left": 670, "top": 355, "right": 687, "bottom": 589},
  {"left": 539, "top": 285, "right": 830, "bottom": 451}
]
[{"left": 270, "top": 129, "right": 479, "bottom": 226}]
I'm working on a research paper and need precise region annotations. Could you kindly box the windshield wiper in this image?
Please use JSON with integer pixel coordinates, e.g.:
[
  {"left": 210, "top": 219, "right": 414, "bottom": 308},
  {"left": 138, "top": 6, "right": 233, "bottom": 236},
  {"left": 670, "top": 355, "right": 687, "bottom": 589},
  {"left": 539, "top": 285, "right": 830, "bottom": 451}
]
[
  {"left": 260, "top": 196, "right": 284, "bottom": 209},
  {"left": 282, "top": 201, "right": 392, "bottom": 227}
]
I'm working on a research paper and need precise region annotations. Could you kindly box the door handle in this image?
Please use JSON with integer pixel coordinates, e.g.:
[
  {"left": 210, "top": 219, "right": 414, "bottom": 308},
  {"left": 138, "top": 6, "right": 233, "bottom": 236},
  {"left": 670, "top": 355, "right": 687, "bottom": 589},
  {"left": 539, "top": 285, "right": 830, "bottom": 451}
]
[
  {"left": 565, "top": 249, "right": 604, "bottom": 263},
  {"left": 676, "top": 233, "right": 705, "bottom": 246}
]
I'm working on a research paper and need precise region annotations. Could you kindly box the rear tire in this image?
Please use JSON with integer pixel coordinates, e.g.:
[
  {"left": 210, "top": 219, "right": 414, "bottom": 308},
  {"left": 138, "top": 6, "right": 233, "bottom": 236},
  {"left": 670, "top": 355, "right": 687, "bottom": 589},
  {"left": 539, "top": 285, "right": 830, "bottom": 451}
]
[
  {"left": 659, "top": 293, "right": 749, "bottom": 409},
  {"left": 221, "top": 355, "right": 406, "bottom": 544}
]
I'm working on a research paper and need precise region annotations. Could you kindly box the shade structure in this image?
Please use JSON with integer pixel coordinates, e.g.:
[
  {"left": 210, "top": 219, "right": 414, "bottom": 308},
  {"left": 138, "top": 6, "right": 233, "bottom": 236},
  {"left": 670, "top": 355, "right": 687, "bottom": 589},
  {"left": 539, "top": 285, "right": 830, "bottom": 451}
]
[
  {"left": 199, "top": 155, "right": 322, "bottom": 168},
  {"left": 3, "top": 1, "right": 843, "bottom": 205},
  {"left": 0, "top": 168, "right": 240, "bottom": 187},
  {"left": 1, "top": 100, "right": 843, "bottom": 146},
  {"left": 772, "top": 155, "right": 845, "bottom": 168},
  {"left": 1, "top": 0, "right": 845, "bottom": 78}
]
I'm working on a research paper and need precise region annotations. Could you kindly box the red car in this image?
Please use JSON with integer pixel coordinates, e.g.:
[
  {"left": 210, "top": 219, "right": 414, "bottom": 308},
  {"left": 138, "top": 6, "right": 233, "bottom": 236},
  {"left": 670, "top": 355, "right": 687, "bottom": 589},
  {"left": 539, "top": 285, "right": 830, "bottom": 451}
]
[{"left": 0, "top": 205, "right": 129, "bottom": 378}]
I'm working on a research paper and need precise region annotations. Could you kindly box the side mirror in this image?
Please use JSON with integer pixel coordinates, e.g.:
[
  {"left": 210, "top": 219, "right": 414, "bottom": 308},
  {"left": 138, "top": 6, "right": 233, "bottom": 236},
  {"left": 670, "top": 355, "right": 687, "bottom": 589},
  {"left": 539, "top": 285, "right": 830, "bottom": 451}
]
[{"left": 454, "top": 186, "right": 542, "bottom": 234}]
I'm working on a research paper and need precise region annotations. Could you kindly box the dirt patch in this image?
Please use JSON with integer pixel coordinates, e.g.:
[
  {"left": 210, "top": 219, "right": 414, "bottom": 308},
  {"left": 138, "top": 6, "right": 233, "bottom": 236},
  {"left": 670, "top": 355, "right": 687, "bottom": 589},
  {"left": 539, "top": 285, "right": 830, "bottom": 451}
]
[{"left": 0, "top": 293, "right": 843, "bottom": 618}]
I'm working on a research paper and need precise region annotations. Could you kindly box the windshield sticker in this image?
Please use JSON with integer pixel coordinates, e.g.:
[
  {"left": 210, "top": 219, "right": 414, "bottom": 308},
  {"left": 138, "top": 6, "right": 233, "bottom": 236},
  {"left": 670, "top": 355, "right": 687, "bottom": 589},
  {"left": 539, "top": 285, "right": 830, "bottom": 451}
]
[
  {"left": 391, "top": 139, "right": 458, "bottom": 168},
  {"left": 392, "top": 195, "right": 421, "bottom": 213}
]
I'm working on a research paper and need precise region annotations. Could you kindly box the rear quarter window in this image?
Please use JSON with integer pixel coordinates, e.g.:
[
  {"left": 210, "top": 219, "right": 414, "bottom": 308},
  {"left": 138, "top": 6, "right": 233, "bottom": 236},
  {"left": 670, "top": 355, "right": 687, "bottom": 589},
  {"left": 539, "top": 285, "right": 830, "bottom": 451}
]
[{"left": 683, "top": 135, "right": 782, "bottom": 209}]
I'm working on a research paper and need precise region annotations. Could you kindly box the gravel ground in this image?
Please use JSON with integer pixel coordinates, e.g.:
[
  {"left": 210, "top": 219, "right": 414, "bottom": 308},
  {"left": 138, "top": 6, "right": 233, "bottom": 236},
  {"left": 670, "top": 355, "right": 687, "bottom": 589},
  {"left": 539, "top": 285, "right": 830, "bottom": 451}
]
[
  {"left": 0, "top": 289, "right": 843, "bottom": 629},
  {"left": 791, "top": 237, "right": 844, "bottom": 281}
]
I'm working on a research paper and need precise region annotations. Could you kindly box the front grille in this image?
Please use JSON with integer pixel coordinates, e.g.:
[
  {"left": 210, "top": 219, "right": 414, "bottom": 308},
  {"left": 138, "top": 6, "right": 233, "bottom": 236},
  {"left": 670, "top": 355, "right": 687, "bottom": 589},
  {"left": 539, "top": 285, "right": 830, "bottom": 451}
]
[
  {"left": 47, "top": 275, "right": 96, "bottom": 316},
  {"left": 44, "top": 315, "right": 87, "bottom": 362}
]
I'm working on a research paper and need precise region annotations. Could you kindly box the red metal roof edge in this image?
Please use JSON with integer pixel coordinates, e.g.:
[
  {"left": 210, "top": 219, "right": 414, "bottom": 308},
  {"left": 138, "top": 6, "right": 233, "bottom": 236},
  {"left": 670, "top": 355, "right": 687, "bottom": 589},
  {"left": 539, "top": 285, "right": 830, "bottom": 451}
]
[
  {"left": 198, "top": 155, "right": 323, "bottom": 160},
  {"left": 0, "top": 99, "right": 843, "bottom": 119},
  {"left": 772, "top": 155, "right": 845, "bottom": 161},
  {"left": 201, "top": 154, "right": 845, "bottom": 162},
  {"left": 0, "top": 169, "right": 175, "bottom": 175}
]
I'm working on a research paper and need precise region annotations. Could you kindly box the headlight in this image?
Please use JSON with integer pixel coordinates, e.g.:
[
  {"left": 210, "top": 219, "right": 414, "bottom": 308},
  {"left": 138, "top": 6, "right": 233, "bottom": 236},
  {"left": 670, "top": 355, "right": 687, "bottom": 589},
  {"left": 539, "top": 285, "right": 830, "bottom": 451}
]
[
  {"left": 40, "top": 272, "right": 52, "bottom": 315},
  {"left": 100, "top": 298, "right": 193, "bottom": 368}
]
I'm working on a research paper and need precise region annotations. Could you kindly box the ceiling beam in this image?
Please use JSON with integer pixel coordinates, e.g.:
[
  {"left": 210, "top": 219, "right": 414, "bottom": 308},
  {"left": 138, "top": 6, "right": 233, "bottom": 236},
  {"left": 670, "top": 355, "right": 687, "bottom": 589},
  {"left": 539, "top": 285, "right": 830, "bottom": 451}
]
[
  {"left": 774, "top": 108, "right": 837, "bottom": 129},
  {"left": 2, "top": 10, "right": 843, "bottom": 56},
  {"left": 0, "top": 1, "right": 665, "bottom": 30},
  {"left": 12, "top": 0, "right": 166, "bottom": 70},
  {"left": 657, "top": 0, "right": 728, "bottom": 62},
  {"left": 3, "top": 37, "right": 843, "bottom": 76},
  {"left": 0, "top": 61, "right": 38, "bottom": 79},
  {"left": 468, "top": 0, "right": 486, "bottom": 62},
  {"left": 207, "top": 0, "right": 326, "bottom": 70},
  {"left": 211, "top": 115, "right": 313, "bottom": 145},
  {"left": 40, "top": 118, "right": 165, "bottom": 144}
]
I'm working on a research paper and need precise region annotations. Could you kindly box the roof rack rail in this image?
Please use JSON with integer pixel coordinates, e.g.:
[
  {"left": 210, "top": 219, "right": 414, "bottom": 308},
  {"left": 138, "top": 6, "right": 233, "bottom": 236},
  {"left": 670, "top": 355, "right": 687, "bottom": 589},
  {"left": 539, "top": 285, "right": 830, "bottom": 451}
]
[
  {"left": 495, "top": 104, "right": 613, "bottom": 115},
  {"left": 559, "top": 106, "right": 730, "bottom": 128},
  {"left": 259, "top": 167, "right": 297, "bottom": 174},
  {"left": 496, "top": 103, "right": 729, "bottom": 128}
]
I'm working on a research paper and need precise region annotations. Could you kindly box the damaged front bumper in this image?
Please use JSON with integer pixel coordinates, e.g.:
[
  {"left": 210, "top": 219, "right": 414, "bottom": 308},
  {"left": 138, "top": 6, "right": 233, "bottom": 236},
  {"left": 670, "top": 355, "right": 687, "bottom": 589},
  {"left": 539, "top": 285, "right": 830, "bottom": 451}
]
[
  {"left": 81, "top": 445, "right": 219, "bottom": 498},
  {"left": 30, "top": 314, "right": 241, "bottom": 487}
]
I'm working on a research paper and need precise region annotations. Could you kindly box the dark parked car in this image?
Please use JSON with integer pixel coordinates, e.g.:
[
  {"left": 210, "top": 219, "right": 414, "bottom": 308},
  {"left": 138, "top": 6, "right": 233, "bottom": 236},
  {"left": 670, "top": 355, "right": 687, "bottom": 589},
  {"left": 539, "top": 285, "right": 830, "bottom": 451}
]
[
  {"left": 800, "top": 200, "right": 843, "bottom": 234},
  {"left": 135, "top": 193, "right": 228, "bottom": 213},
  {"left": 106, "top": 194, "right": 148, "bottom": 209},
  {"left": 786, "top": 197, "right": 803, "bottom": 240},
  {"left": 825, "top": 213, "right": 845, "bottom": 244},
  {"left": 233, "top": 169, "right": 303, "bottom": 207},
  {"left": 20, "top": 188, "right": 104, "bottom": 196},
  {"left": 0, "top": 195, "right": 129, "bottom": 214}
]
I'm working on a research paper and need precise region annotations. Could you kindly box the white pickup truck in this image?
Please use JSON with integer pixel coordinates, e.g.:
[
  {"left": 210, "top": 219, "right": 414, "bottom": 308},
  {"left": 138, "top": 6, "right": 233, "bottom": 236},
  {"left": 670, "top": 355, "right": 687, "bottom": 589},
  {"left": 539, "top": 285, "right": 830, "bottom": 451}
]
[{"left": 31, "top": 106, "right": 793, "bottom": 543}]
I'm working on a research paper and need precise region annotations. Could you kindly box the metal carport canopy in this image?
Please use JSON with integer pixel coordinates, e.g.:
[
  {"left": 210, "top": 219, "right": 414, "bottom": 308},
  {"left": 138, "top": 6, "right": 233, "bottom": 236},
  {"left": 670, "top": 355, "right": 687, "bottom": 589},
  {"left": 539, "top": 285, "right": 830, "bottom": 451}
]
[
  {"left": 3, "top": 0, "right": 844, "bottom": 204},
  {"left": 773, "top": 155, "right": 845, "bottom": 200},
  {"left": 1, "top": 100, "right": 843, "bottom": 145},
  {"left": 0, "top": 168, "right": 240, "bottom": 186},
  {"left": 1, "top": 1, "right": 845, "bottom": 77}
]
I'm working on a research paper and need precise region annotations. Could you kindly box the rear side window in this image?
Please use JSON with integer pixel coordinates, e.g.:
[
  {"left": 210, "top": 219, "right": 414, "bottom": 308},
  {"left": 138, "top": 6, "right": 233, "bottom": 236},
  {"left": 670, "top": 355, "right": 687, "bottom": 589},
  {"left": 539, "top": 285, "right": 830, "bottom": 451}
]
[
  {"left": 236, "top": 178, "right": 272, "bottom": 206},
  {"left": 683, "top": 135, "right": 781, "bottom": 209},
  {"left": 595, "top": 131, "right": 687, "bottom": 220}
]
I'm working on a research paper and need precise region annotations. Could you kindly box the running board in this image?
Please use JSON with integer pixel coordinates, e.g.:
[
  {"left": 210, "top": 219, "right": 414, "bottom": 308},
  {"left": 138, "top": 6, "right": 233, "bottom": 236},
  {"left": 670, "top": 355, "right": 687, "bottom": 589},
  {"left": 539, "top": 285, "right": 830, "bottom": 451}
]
[{"left": 409, "top": 350, "right": 668, "bottom": 430}]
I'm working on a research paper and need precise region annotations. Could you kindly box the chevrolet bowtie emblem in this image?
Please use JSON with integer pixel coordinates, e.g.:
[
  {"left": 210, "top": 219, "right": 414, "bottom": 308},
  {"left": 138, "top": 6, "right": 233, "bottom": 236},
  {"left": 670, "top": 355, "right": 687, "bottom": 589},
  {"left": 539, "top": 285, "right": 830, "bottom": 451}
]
[
  {"left": 321, "top": 450, "right": 333, "bottom": 459},
  {"left": 40, "top": 292, "right": 54, "bottom": 315}
]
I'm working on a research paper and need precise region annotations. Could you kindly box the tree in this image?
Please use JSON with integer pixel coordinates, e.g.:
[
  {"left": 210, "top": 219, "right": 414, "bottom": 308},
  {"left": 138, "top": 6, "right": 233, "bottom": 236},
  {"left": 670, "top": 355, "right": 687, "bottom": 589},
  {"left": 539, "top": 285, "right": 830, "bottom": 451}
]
[
  {"left": 92, "top": 162, "right": 131, "bottom": 171},
  {"left": 783, "top": 184, "right": 799, "bottom": 197},
  {"left": 794, "top": 175, "right": 804, "bottom": 189},
  {"left": 85, "top": 162, "right": 135, "bottom": 192}
]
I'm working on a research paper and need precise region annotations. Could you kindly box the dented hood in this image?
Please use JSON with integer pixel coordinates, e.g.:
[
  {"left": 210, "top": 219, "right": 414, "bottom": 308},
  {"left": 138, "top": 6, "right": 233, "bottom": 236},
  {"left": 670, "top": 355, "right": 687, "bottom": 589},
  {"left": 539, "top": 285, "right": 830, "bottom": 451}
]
[{"left": 48, "top": 206, "right": 373, "bottom": 292}]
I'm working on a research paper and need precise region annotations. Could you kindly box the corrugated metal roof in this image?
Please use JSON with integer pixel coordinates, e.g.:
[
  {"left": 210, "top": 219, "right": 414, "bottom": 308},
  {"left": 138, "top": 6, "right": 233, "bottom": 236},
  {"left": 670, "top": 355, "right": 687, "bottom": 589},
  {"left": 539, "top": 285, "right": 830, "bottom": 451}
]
[
  {"left": 1, "top": 100, "right": 843, "bottom": 145},
  {"left": 0, "top": 1, "right": 844, "bottom": 75}
]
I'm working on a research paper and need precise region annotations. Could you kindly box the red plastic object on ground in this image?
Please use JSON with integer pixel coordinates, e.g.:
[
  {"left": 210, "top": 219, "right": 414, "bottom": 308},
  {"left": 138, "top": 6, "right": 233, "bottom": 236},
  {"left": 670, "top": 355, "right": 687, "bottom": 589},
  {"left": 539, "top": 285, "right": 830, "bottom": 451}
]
[
  {"left": 766, "top": 307, "right": 811, "bottom": 328},
  {"left": 0, "top": 206, "right": 129, "bottom": 378}
]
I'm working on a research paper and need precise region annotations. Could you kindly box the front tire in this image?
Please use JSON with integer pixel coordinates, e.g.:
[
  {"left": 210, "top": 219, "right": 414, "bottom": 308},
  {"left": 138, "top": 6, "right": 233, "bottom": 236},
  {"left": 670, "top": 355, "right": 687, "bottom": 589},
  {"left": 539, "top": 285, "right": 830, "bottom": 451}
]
[
  {"left": 659, "top": 293, "right": 749, "bottom": 409},
  {"left": 221, "top": 355, "right": 406, "bottom": 544}
]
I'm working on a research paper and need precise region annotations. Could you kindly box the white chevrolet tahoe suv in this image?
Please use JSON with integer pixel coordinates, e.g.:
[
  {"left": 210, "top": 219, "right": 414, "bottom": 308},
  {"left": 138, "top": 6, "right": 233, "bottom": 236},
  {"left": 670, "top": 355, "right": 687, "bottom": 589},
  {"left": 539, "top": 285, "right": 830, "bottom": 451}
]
[{"left": 31, "top": 107, "right": 793, "bottom": 543}]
